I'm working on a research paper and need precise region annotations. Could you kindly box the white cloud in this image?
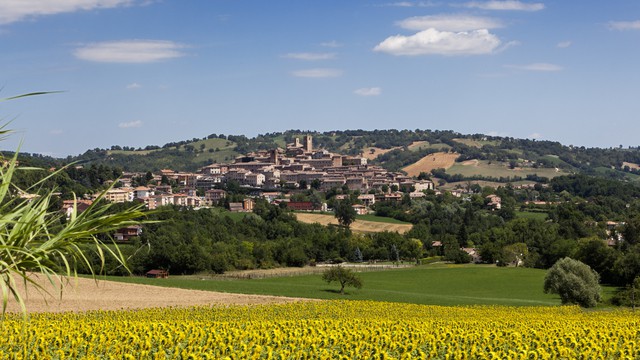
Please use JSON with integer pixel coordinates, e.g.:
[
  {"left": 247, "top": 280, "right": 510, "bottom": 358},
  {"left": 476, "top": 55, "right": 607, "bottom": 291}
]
[
  {"left": 118, "top": 120, "right": 143, "bottom": 128},
  {"left": 320, "top": 40, "right": 342, "bottom": 48},
  {"left": 505, "top": 63, "right": 563, "bottom": 71},
  {"left": 374, "top": 28, "right": 501, "bottom": 56},
  {"left": 608, "top": 20, "right": 640, "bottom": 31},
  {"left": 282, "top": 52, "right": 336, "bottom": 61},
  {"left": 462, "top": 1, "right": 545, "bottom": 11},
  {"left": 126, "top": 82, "right": 142, "bottom": 89},
  {"left": 556, "top": 41, "right": 572, "bottom": 48},
  {"left": 0, "top": 0, "right": 134, "bottom": 25},
  {"left": 398, "top": 14, "right": 503, "bottom": 31},
  {"left": 354, "top": 87, "right": 382, "bottom": 96},
  {"left": 74, "top": 40, "right": 186, "bottom": 63},
  {"left": 291, "top": 68, "right": 343, "bottom": 78},
  {"left": 529, "top": 132, "right": 542, "bottom": 139}
]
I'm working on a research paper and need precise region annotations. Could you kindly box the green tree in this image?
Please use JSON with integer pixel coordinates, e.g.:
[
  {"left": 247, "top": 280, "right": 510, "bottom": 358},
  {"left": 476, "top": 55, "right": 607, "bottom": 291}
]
[
  {"left": 321, "top": 266, "right": 363, "bottom": 295},
  {"left": 334, "top": 199, "right": 356, "bottom": 229},
  {"left": 543, "top": 257, "right": 602, "bottom": 308}
]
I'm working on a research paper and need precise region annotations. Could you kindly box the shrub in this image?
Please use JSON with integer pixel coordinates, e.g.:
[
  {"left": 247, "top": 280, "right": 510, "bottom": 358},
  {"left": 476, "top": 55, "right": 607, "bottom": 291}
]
[{"left": 543, "top": 257, "right": 601, "bottom": 307}]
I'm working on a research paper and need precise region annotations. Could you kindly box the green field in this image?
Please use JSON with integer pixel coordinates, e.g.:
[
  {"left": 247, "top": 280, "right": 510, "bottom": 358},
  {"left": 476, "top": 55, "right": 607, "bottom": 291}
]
[
  {"left": 447, "top": 160, "right": 568, "bottom": 179},
  {"left": 356, "top": 214, "right": 412, "bottom": 224},
  {"left": 407, "top": 141, "right": 451, "bottom": 152},
  {"left": 99, "top": 264, "right": 615, "bottom": 307},
  {"left": 452, "top": 138, "right": 499, "bottom": 148}
]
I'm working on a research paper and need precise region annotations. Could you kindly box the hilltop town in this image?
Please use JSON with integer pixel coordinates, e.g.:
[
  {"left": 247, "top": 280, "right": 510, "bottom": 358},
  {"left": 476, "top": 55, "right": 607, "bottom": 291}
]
[{"left": 96, "top": 135, "right": 436, "bottom": 214}]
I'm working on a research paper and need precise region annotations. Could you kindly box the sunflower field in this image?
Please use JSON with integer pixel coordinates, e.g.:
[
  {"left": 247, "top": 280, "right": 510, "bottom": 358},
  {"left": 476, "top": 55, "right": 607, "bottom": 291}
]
[{"left": 2, "top": 300, "right": 639, "bottom": 359}]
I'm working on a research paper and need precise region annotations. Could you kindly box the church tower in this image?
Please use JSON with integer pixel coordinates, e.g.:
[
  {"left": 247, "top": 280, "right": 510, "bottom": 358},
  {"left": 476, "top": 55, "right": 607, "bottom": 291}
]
[{"left": 304, "top": 135, "right": 313, "bottom": 153}]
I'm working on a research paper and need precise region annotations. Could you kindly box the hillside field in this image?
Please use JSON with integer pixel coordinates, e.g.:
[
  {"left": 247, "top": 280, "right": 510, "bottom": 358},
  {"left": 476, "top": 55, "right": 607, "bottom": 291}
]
[
  {"left": 402, "top": 152, "right": 459, "bottom": 177},
  {"left": 452, "top": 138, "right": 499, "bottom": 148},
  {"left": 439, "top": 180, "right": 538, "bottom": 190},
  {"left": 361, "top": 146, "right": 401, "bottom": 160},
  {"left": 295, "top": 213, "right": 413, "bottom": 234},
  {"left": 447, "top": 159, "right": 568, "bottom": 179}
]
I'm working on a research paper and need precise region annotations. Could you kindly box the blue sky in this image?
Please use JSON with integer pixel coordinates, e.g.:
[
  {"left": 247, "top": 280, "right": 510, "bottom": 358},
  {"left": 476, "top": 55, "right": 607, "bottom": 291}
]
[{"left": 1, "top": 0, "right": 639, "bottom": 156}]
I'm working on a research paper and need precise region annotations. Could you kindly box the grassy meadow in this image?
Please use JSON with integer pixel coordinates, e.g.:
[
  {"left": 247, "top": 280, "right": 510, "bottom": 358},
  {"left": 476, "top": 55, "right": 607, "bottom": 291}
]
[
  {"left": 447, "top": 160, "right": 568, "bottom": 179},
  {"left": 100, "top": 264, "right": 604, "bottom": 307}
]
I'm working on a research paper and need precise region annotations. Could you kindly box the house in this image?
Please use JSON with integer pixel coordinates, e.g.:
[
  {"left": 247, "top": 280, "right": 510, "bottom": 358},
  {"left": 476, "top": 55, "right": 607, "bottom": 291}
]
[
  {"left": 357, "top": 194, "right": 376, "bottom": 206},
  {"left": 103, "top": 188, "right": 132, "bottom": 203},
  {"left": 260, "top": 191, "right": 281, "bottom": 203},
  {"left": 205, "top": 189, "right": 227, "bottom": 204},
  {"left": 462, "top": 248, "right": 481, "bottom": 263},
  {"left": 114, "top": 225, "right": 143, "bottom": 242},
  {"left": 352, "top": 204, "right": 368, "bottom": 215},
  {"left": 62, "top": 199, "right": 93, "bottom": 218},
  {"left": 229, "top": 198, "right": 255, "bottom": 212},
  {"left": 245, "top": 173, "right": 266, "bottom": 187},
  {"left": 605, "top": 221, "right": 625, "bottom": 246},
  {"left": 486, "top": 194, "right": 502, "bottom": 210},
  {"left": 133, "top": 186, "right": 153, "bottom": 199},
  {"left": 414, "top": 180, "right": 435, "bottom": 192},
  {"left": 146, "top": 269, "right": 169, "bottom": 279},
  {"left": 377, "top": 192, "right": 403, "bottom": 203},
  {"left": 243, "top": 198, "right": 255, "bottom": 212}
]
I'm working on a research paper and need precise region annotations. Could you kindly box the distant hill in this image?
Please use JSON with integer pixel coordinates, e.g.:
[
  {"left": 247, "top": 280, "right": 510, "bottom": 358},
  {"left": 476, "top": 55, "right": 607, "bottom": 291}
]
[{"left": 62, "top": 129, "right": 640, "bottom": 183}]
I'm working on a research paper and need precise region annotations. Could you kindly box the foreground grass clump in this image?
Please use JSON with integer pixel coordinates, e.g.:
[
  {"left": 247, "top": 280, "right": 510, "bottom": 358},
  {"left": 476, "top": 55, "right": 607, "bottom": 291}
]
[{"left": 3, "top": 301, "right": 640, "bottom": 358}]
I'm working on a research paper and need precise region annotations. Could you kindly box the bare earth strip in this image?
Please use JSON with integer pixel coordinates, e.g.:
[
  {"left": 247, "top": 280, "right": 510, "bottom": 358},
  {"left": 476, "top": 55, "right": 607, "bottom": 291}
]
[
  {"left": 5, "top": 275, "right": 310, "bottom": 314},
  {"left": 295, "top": 213, "right": 412, "bottom": 234},
  {"left": 402, "top": 152, "right": 459, "bottom": 177},
  {"left": 623, "top": 162, "right": 640, "bottom": 170}
]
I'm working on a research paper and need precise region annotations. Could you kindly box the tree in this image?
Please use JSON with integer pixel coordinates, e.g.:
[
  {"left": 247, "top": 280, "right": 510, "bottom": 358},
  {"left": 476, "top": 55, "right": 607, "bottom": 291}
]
[
  {"left": 322, "top": 266, "right": 363, "bottom": 295},
  {"left": 543, "top": 257, "right": 602, "bottom": 308},
  {"left": 334, "top": 199, "right": 356, "bottom": 229},
  {"left": 1, "top": 94, "right": 147, "bottom": 316}
]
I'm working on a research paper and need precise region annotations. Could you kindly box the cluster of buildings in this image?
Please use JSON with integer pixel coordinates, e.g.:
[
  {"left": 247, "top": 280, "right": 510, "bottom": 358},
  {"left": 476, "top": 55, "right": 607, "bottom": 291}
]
[{"left": 97, "top": 135, "right": 436, "bottom": 212}]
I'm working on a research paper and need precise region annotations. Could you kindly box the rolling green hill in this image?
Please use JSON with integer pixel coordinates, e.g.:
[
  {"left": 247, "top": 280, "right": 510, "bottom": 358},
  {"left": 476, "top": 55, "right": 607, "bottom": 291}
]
[{"left": 64, "top": 129, "right": 640, "bottom": 183}]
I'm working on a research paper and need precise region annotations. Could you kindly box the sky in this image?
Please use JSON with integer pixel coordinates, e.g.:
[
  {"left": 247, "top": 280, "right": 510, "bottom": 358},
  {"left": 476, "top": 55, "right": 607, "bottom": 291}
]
[{"left": 1, "top": 0, "right": 639, "bottom": 157}]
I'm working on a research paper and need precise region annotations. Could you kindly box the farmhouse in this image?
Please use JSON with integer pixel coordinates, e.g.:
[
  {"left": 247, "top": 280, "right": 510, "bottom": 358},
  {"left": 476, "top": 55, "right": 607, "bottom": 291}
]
[{"left": 146, "top": 269, "right": 169, "bottom": 278}]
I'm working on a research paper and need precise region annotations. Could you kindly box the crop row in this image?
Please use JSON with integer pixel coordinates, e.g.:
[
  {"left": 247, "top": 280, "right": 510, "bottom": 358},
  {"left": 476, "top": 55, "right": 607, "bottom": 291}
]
[{"left": 2, "top": 301, "right": 639, "bottom": 359}]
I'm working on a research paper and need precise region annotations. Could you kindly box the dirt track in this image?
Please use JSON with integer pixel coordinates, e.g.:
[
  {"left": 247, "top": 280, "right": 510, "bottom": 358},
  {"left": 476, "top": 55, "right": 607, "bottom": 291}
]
[{"left": 4, "top": 275, "right": 310, "bottom": 314}]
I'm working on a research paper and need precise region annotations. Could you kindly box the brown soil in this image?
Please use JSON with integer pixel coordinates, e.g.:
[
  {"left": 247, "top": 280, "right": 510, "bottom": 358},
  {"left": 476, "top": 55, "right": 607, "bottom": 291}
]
[
  {"left": 623, "top": 162, "right": 640, "bottom": 170},
  {"left": 402, "top": 152, "right": 459, "bottom": 177},
  {"left": 4, "top": 275, "right": 311, "bottom": 314}
]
